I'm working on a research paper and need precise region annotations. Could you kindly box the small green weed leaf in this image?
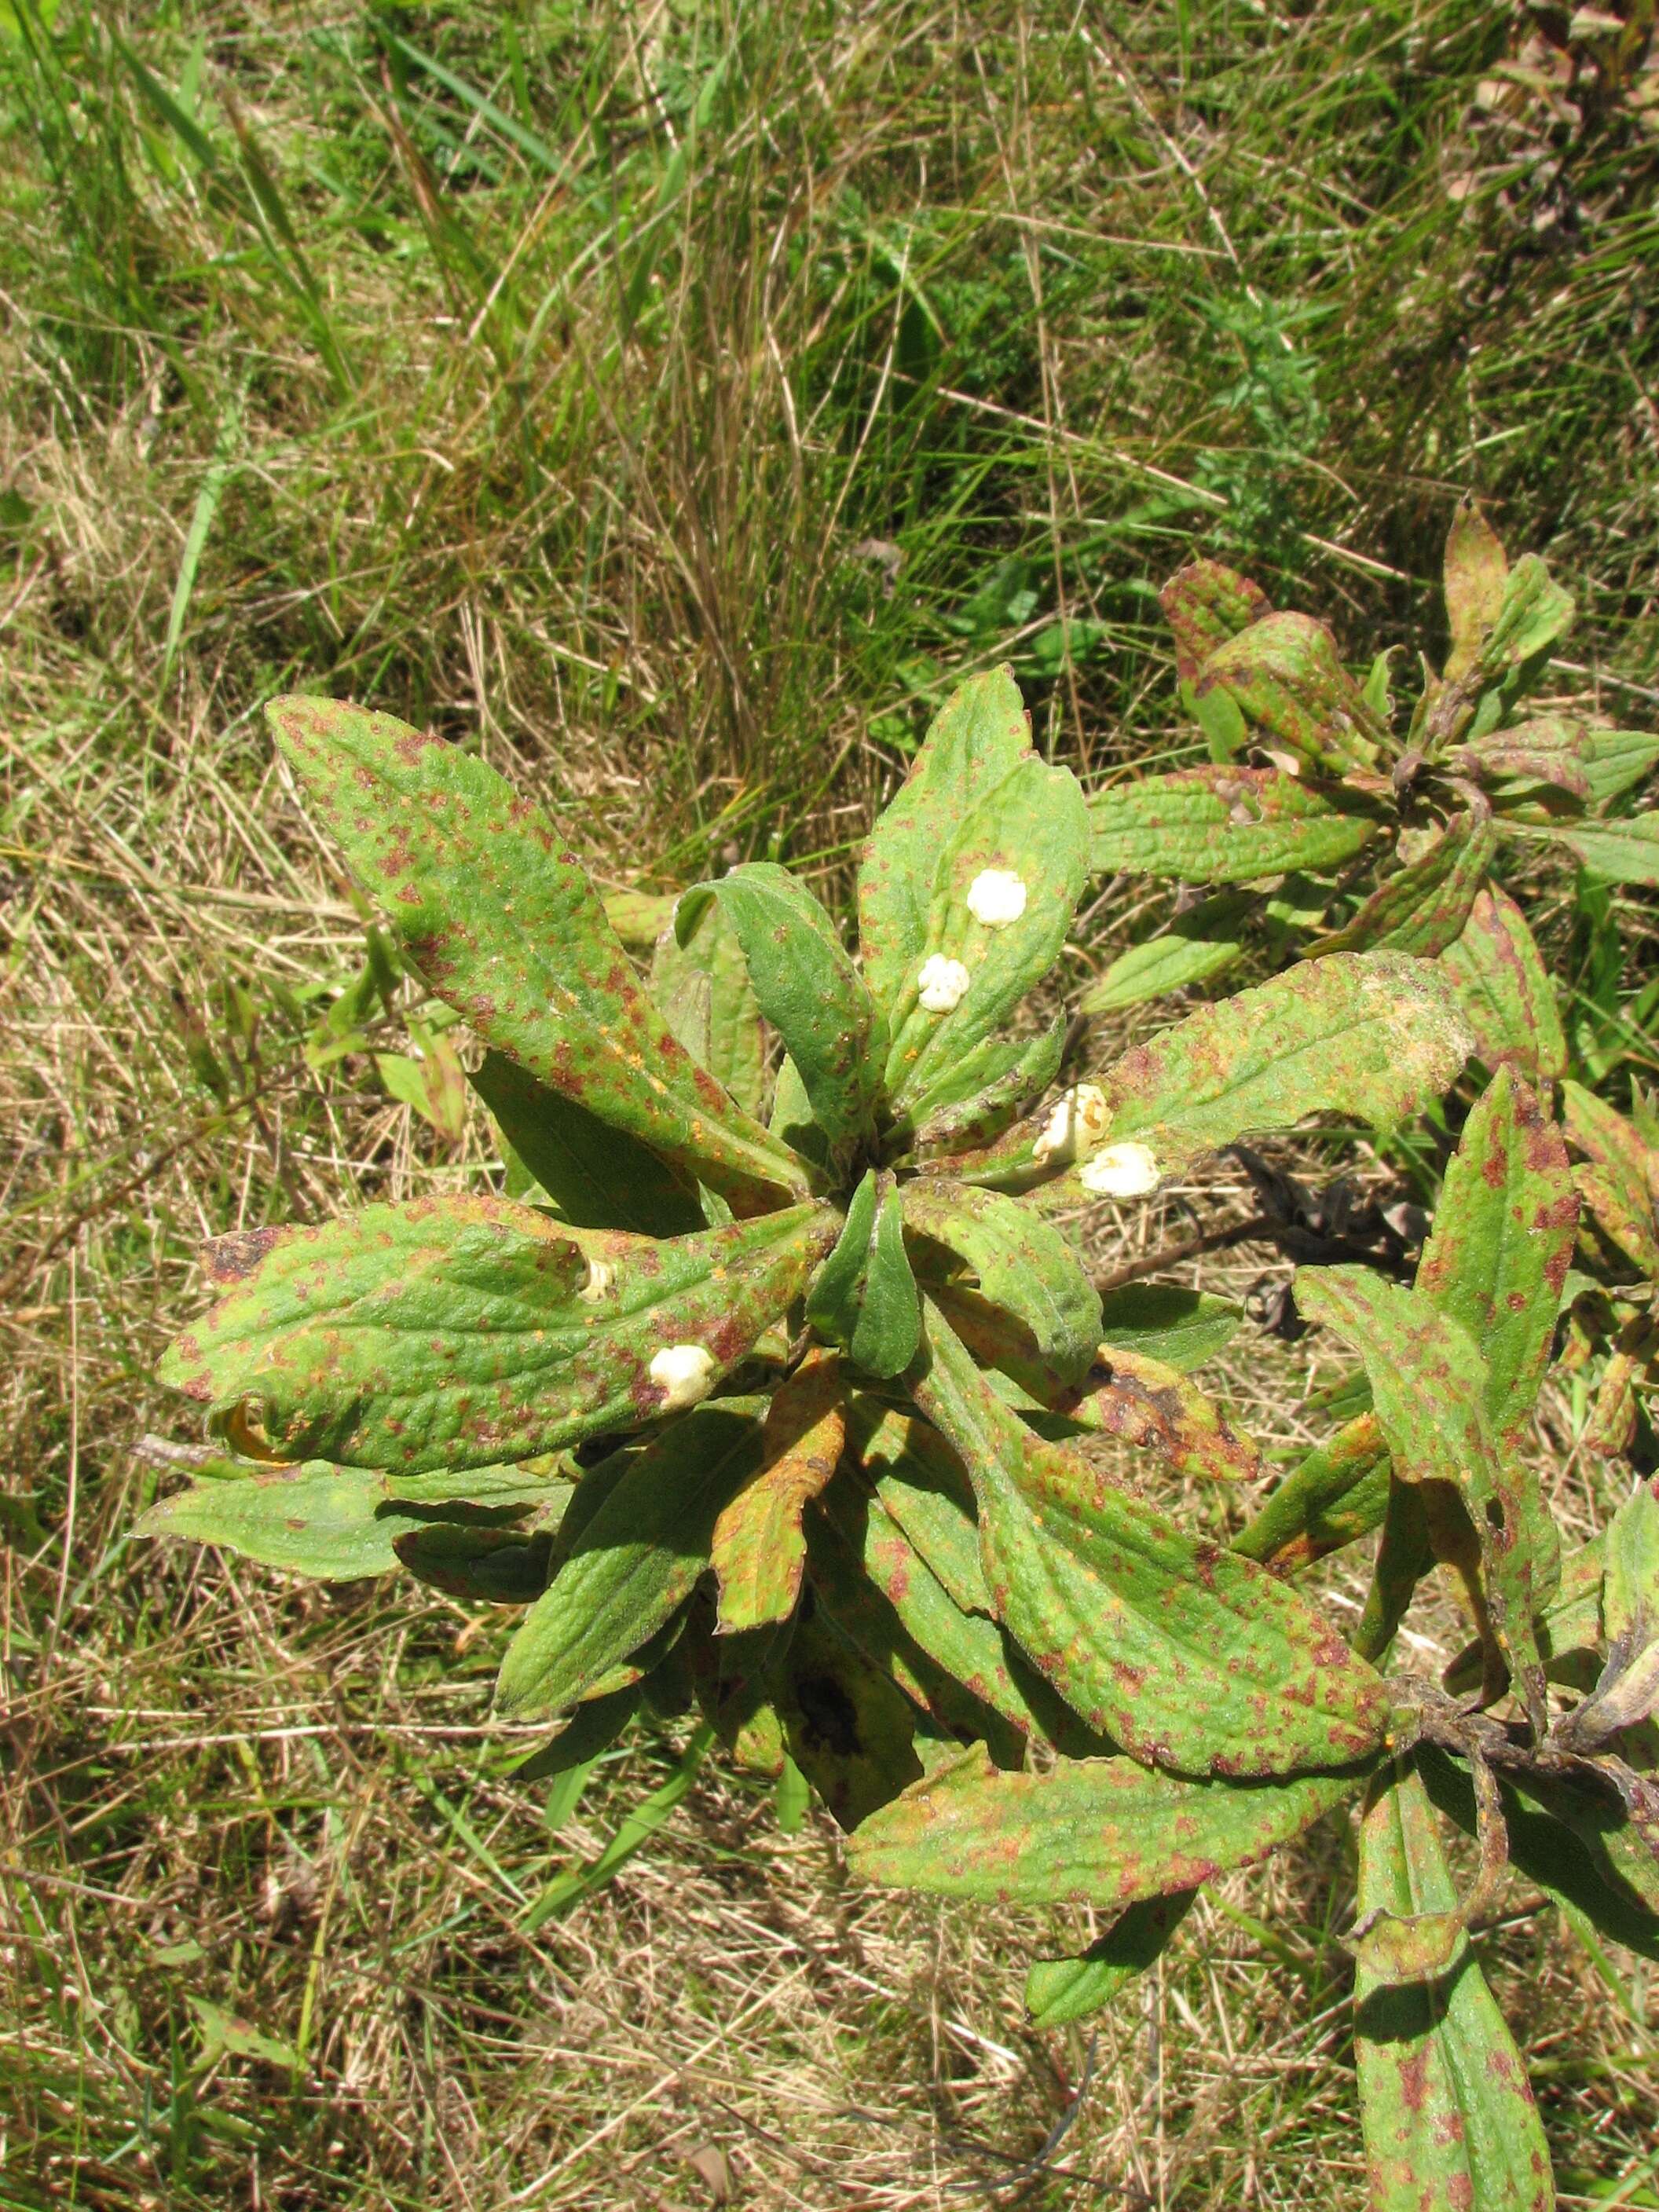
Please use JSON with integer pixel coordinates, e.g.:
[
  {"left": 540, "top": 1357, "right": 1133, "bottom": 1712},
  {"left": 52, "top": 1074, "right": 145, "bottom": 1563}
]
[
  {"left": 496, "top": 1401, "right": 765, "bottom": 1716},
  {"left": 1542, "top": 813, "right": 1659, "bottom": 887},
  {"left": 770, "top": 1604, "right": 923, "bottom": 1829},
  {"left": 1089, "top": 765, "right": 1381, "bottom": 884},
  {"left": 849, "top": 1741, "right": 1364, "bottom": 1907},
  {"left": 881, "top": 756, "right": 1090, "bottom": 1121},
  {"left": 677, "top": 862, "right": 883, "bottom": 1146},
  {"left": 1097, "top": 1284, "right": 1242, "bottom": 1370},
  {"left": 187, "top": 1996, "right": 298, "bottom": 2072},
  {"left": 1160, "top": 558, "right": 1272, "bottom": 681},
  {"left": 1045, "top": 953, "right": 1470, "bottom": 1196},
  {"left": 1293, "top": 1269, "right": 1551, "bottom": 1725},
  {"left": 1079, "top": 891, "right": 1249, "bottom": 1015},
  {"left": 1440, "top": 884, "right": 1568, "bottom": 1081},
  {"left": 850, "top": 1397, "right": 991, "bottom": 1617},
  {"left": 711, "top": 1349, "right": 844, "bottom": 1633},
  {"left": 601, "top": 887, "right": 679, "bottom": 947},
  {"left": 912, "top": 1308, "right": 1389, "bottom": 1776},
  {"left": 1444, "top": 497, "right": 1511, "bottom": 681},
  {"left": 1193, "top": 612, "right": 1386, "bottom": 775},
  {"left": 900, "top": 1180, "right": 1102, "bottom": 1390},
  {"left": 1231, "top": 1414, "right": 1392, "bottom": 1577},
  {"left": 471, "top": 1049, "right": 703, "bottom": 1236},
  {"left": 163, "top": 1196, "right": 834, "bottom": 1472},
  {"left": 1312, "top": 808, "right": 1498, "bottom": 960},
  {"left": 1354, "top": 1760, "right": 1555, "bottom": 2212},
  {"left": 859, "top": 665, "right": 1031, "bottom": 1009},
  {"left": 808, "top": 1174, "right": 921, "bottom": 1378},
  {"left": 520, "top": 1723, "right": 713, "bottom": 1931},
  {"left": 1580, "top": 728, "right": 1659, "bottom": 810},
  {"left": 650, "top": 891, "right": 767, "bottom": 1119},
  {"left": 269, "top": 696, "right": 804, "bottom": 1213},
  {"left": 906, "top": 1018, "right": 1066, "bottom": 1157},
  {"left": 1025, "top": 1891, "right": 1199, "bottom": 2027}
]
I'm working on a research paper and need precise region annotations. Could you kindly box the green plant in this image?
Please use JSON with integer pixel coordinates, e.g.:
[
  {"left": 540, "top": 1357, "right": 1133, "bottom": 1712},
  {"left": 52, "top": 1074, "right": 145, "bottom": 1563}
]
[{"left": 141, "top": 654, "right": 1658, "bottom": 2210}]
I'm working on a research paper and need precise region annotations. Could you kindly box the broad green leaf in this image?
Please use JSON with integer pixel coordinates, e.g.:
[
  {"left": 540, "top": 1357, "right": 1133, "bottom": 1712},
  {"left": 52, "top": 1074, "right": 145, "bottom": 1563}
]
[
  {"left": 768, "top": 1052, "right": 829, "bottom": 1174},
  {"left": 496, "top": 1401, "right": 765, "bottom": 1716},
  {"left": 1581, "top": 727, "right": 1659, "bottom": 810},
  {"left": 269, "top": 696, "right": 804, "bottom": 1213},
  {"left": 1231, "top": 1414, "right": 1391, "bottom": 1576},
  {"left": 393, "top": 1521, "right": 553, "bottom": 1603},
  {"left": 1312, "top": 809, "right": 1498, "bottom": 960},
  {"left": 1478, "top": 551, "right": 1573, "bottom": 682},
  {"left": 881, "top": 756, "right": 1090, "bottom": 1122},
  {"left": 851, "top": 1398, "right": 991, "bottom": 1617},
  {"left": 1354, "top": 1760, "right": 1555, "bottom": 2212},
  {"left": 770, "top": 1605, "right": 923, "bottom": 1829},
  {"left": 1450, "top": 716, "right": 1593, "bottom": 803},
  {"left": 807, "top": 1174, "right": 921, "bottom": 1379},
  {"left": 162, "top": 1196, "right": 834, "bottom": 1473},
  {"left": 1194, "top": 612, "right": 1386, "bottom": 775},
  {"left": 906, "top": 1018, "right": 1066, "bottom": 1157},
  {"left": 711, "top": 1349, "right": 844, "bottom": 1632},
  {"left": 858, "top": 665, "right": 1031, "bottom": 1018},
  {"left": 649, "top": 891, "right": 767, "bottom": 1119},
  {"left": 912, "top": 1307, "right": 1389, "bottom": 1777},
  {"left": 1079, "top": 892, "right": 1249, "bottom": 1015},
  {"left": 1098, "top": 1284, "right": 1242, "bottom": 1370},
  {"left": 676, "top": 863, "right": 882, "bottom": 1146},
  {"left": 848, "top": 1741, "right": 1364, "bottom": 1906},
  {"left": 1089, "top": 765, "right": 1382, "bottom": 884},
  {"left": 471, "top": 1049, "right": 703, "bottom": 1236},
  {"left": 1444, "top": 496, "right": 1511, "bottom": 681},
  {"left": 1294, "top": 1269, "right": 1551, "bottom": 1726},
  {"left": 1417, "top": 1068, "right": 1577, "bottom": 1455},
  {"left": 900, "top": 1180, "right": 1102, "bottom": 1390},
  {"left": 1160, "top": 558, "right": 1271, "bottom": 681},
  {"left": 1026, "top": 1891, "right": 1199, "bottom": 2027},
  {"left": 1544, "top": 813, "right": 1659, "bottom": 885},
  {"left": 1440, "top": 884, "right": 1567, "bottom": 1081},
  {"left": 137, "top": 1458, "right": 552, "bottom": 1580}
]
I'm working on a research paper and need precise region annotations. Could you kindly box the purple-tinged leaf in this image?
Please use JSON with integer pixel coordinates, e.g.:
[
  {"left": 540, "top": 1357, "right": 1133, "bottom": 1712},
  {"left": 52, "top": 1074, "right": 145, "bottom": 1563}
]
[
  {"left": 848, "top": 1741, "right": 1364, "bottom": 1907},
  {"left": 268, "top": 696, "right": 804, "bottom": 1214},
  {"left": 1312, "top": 808, "right": 1498, "bottom": 960},
  {"left": 1089, "top": 765, "right": 1382, "bottom": 884},
  {"left": 1160, "top": 558, "right": 1272, "bottom": 683},
  {"left": 160, "top": 1196, "right": 835, "bottom": 1473},
  {"left": 1449, "top": 716, "right": 1593, "bottom": 803}
]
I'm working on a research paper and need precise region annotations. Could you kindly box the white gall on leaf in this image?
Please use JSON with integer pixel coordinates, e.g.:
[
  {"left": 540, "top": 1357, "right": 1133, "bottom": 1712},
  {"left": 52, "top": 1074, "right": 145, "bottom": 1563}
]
[
  {"left": 917, "top": 954, "right": 972, "bottom": 1014},
  {"left": 966, "top": 868, "right": 1027, "bottom": 928},
  {"left": 1032, "top": 1083, "right": 1110, "bottom": 1167},
  {"left": 1079, "top": 1141, "right": 1163, "bottom": 1198},
  {"left": 578, "top": 1259, "right": 617, "bottom": 1303},
  {"left": 649, "top": 1342, "right": 717, "bottom": 1411}
]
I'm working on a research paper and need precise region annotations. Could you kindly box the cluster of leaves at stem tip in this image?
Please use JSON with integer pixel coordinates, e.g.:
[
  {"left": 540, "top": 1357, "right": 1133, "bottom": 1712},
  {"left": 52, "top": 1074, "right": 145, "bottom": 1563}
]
[{"left": 146, "top": 500, "right": 1659, "bottom": 2212}]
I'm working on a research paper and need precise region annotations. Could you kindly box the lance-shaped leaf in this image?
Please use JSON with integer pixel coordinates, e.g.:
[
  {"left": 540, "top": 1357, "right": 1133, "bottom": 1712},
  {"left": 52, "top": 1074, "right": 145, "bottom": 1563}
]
[
  {"left": 162, "top": 1196, "right": 835, "bottom": 1473},
  {"left": 676, "top": 863, "right": 883, "bottom": 1146},
  {"left": 911, "top": 1307, "right": 1389, "bottom": 1776},
  {"left": 1444, "top": 496, "right": 1511, "bottom": 682},
  {"left": 1539, "top": 815, "right": 1659, "bottom": 888},
  {"left": 1562, "top": 1082, "right": 1659, "bottom": 1276},
  {"left": 1418, "top": 1067, "right": 1578, "bottom": 1457},
  {"left": 711, "top": 1350, "right": 845, "bottom": 1633},
  {"left": 770, "top": 1603, "right": 923, "bottom": 1829},
  {"left": 906, "top": 1018, "right": 1065, "bottom": 1157},
  {"left": 1026, "top": 1891, "right": 1200, "bottom": 2027},
  {"left": 1089, "top": 765, "right": 1382, "bottom": 884},
  {"left": 806, "top": 1173, "right": 921, "bottom": 1379},
  {"left": 1079, "top": 891, "right": 1250, "bottom": 1015},
  {"left": 1445, "top": 1532, "right": 1606, "bottom": 1696},
  {"left": 471, "top": 1049, "right": 703, "bottom": 1236},
  {"left": 1231, "top": 1414, "right": 1392, "bottom": 1577},
  {"left": 1440, "top": 884, "right": 1567, "bottom": 1081},
  {"left": 1478, "top": 553, "right": 1573, "bottom": 684},
  {"left": 1099, "top": 1284, "right": 1242, "bottom": 1370},
  {"left": 137, "top": 1457, "right": 554, "bottom": 1580},
  {"left": 269, "top": 696, "right": 804, "bottom": 1213},
  {"left": 1293, "top": 1268, "right": 1551, "bottom": 1727},
  {"left": 1354, "top": 1760, "right": 1555, "bottom": 2212},
  {"left": 900, "top": 1180, "right": 1102, "bottom": 1390},
  {"left": 859, "top": 665, "right": 1033, "bottom": 1018},
  {"left": 683, "top": 1603, "right": 789, "bottom": 1777},
  {"left": 649, "top": 891, "right": 767, "bottom": 1120},
  {"left": 880, "top": 755, "right": 1090, "bottom": 1121},
  {"left": 495, "top": 1401, "right": 766, "bottom": 1716},
  {"left": 1315, "top": 809, "right": 1498, "bottom": 962},
  {"left": 850, "top": 1398, "right": 992, "bottom": 1617},
  {"left": 848, "top": 1741, "right": 1364, "bottom": 1906},
  {"left": 1194, "top": 612, "right": 1387, "bottom": 775},
  {"left": 1449, "top": 716, "right": 1594, "bottom": 803},
  {"left": 1160, "top": 558, "right": 1272, "bottom": 682}
]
